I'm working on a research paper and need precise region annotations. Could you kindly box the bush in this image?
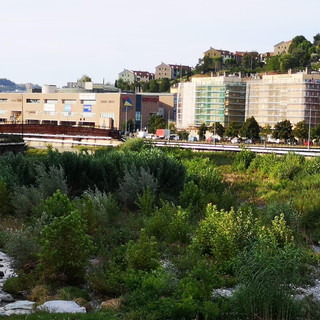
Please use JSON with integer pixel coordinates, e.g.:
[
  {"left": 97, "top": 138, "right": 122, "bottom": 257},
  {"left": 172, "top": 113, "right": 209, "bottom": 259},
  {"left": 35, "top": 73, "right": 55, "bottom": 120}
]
[
  {"left": 57, "top": 286, "right": 90, "bottom": 301},
  {"left": 4, "top": 231, "right": 40, "bottom": 270},
  {"left": 39, "top": 210, "right": 94, "bottom": 283},
  {"left": 118, "top": 166, "right": 158, "bottom": 208},
  {"left": 126, "top": 229, "right": 160, "bottom": 271},
  {"left": 193, "top": 205, "right": 257, "bottom": 263},
  {"left": 120, "top": 138, "right": 146, "bottom": 152},
  {"left": 231, "top": 239, "right": 305, "bottom": 320},
  {"left": 232, "top": 149, "right": 256, "bottom": 172}
]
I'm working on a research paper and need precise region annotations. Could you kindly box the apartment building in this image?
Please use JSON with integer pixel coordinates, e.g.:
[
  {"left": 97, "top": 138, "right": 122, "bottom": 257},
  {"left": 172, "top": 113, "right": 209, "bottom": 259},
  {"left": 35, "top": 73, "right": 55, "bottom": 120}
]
[
  {"left": 176, "top": 76, "right": 246, "bottom": 129},
  {"left": 118, "top": 69, "right": 154, "bottom": 84},
  {"left": 155, "top": 63, "right": 191, "bottom": 80},
  {"left": 0, "top": 89, "right": 175, "bottom": 131},
  {"left": 245, "top": 72, "right": 320, "bottom": 127},
  {"left": 273, "top": 40, "right": 292, "bottom": 55},
  {"left": 203, "top": 48, "right": 234, "bottom": 63}
]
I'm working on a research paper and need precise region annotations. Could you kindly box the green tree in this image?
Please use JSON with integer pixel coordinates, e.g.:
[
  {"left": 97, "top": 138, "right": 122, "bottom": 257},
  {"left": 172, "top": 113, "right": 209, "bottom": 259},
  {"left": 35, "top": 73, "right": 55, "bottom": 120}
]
[
  {"left": 177, "top": 129, "right": 189, "bottom": 141},
  {"left": 273, "top": 119, "right": 293, "bottom": 141},
  {"left": 293, "top": 120, "right": 308, "bottom": 141},
  {"left": 242, "top": 51, "right": 260, "bottom": 70},
  {"left": 197, "top": 123, "right": 207, "bottom": 141},
  {"left": 122, "top": 119, "right": 135, "bottom": 133},
  {"left": 260, "top": 124, "right": 272, "bottom": 139},
  {"left": 169, "top": 122, "right": 177, "bottom": 134},
  {"left": 159, "top": 78, "right": 170, "bottom": 92},
  {"left": 240, "top": 117, "right": 260, "bottom": 139},
  {"left": 79, "top": 75, "right": 92, "bottom": 82},
  {"left": 209, "top": 122, "right": 225, "bottom": 137},
  {"left": 225, "top": 121, "right": 241, "bottom": 137},
  {"left": 314, "top": 33, "right": 320, "bottom": 46},
  {"left": 147, "top": 114, "right": 166, "bottom": 133},
  {"left": 265, "top": 55, "right": 281, "bottom": 72},
  {"left": 311, "top": 123, "right": 320, "bottom": 141},
  {"left": 39, "top": 210, "right": 94, "bottom": 283},
  {"left": 149, "top": 79, "right": 159, "bottom": 92},
  {"left": 126, "top": 229, "right": 160, "bottom": 271}
]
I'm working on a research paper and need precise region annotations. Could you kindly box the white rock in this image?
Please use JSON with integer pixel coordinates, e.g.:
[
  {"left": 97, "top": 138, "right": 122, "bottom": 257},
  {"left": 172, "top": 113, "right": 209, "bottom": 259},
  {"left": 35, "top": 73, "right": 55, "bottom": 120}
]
[
  {"left": 37, "top": 300, "right": 86, "bottom": 314},
  {"left": 4, "top": 300, "right": 35, "bottom": 310},
  {"left": 0, "top": 293, "right": 15, "bottom": 302}
]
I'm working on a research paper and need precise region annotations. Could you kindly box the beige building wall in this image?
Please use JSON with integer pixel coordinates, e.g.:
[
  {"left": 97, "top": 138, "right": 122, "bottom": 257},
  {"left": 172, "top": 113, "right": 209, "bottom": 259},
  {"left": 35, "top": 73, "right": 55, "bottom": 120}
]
[
  {"left": 245, "top": 73, "right": 320, "bottom": 127},
  {"left": 155, "top": 63, "right": 172, "bottom": 80},
  {"left": 274, "top": 40, "right": 292, "bottom": 55},
  {"left": 0, "top": 92, "right": 175, "bottom": 132},
  {"left": 203, "top": 48, "right": 222, "bottom": 59}
]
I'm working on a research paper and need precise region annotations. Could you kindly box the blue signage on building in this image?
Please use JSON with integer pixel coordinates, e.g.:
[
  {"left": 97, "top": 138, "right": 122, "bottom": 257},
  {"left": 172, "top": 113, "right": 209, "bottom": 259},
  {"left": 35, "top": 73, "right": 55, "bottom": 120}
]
[{"left": 83, "top": 105, "right": 92, "bottom": 112}]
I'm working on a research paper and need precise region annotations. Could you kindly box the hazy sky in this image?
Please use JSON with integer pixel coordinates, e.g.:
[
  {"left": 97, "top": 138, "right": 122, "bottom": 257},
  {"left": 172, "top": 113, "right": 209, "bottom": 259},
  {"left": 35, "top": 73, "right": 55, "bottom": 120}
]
[{"left": 1, "top": 0, "right": 319, "bottom": 87}]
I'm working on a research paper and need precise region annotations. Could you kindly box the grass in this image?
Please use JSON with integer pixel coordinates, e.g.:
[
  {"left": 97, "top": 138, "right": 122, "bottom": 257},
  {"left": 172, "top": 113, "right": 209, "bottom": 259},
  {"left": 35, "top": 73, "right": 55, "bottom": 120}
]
[{"left": 4, "top": 311, "right": 120, "bottom": 320}]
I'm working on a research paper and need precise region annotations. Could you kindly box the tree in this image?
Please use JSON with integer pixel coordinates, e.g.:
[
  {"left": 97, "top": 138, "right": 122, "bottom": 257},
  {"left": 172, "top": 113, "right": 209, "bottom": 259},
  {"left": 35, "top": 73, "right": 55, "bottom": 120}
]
[
  {"left": 122, "top": 119, "right": 135, "bottom": 133},
  {"left": 314, "top": 33, "right": 320, "bottom": 46},
  {"left": 265, "top": 55, "right": 280, "bottom": 72},
  {"left": 242, "top": 52, "right": 260, "bottom": 70},
  {"left": 311, "top": 124, "right": 320, "bottom": 141},
  {"left": 159, "top": 78, "right": 170, "bottom": 92},
  {"left": 240, "top": 117, "right": 260, "bottom": 139},
  {"left": 260, "top": 124, "right": 272, "bottom": 139},
  {"left": 147, "top": 114, "right": 166, "bottom": 133},
  {"left": 198, "top": 123, "right": 207, "bottom": 141},
  {"left": 149, "top": 79, "right": 159, "bottom": 93},
  {"left": 273, "top": 119, "right": 293, "bottom": 141},
  {"left": 39, "top": 210, "right": 94, "bottom": 283},
  {"left": 169, "top": 122, "right": 177, "bottom": 134},
  {"left": 225, "top": 121, "right": 241, "bottom": 137},
  {"left": 293, "top": 120, "right": 308, "bottom": 141},
  {"left": 79, "top": 75, "right": 92, "bottom": 82},
  {"left": 209, "top": 122, "right": 225, "bottom": 137},
  {"left": 177, "top": 129, "right": 189, "bottom": 141}
]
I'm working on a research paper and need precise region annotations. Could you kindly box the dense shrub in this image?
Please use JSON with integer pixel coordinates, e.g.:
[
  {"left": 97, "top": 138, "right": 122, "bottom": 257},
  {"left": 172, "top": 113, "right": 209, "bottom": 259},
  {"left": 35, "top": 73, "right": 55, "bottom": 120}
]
[
  {"left": 232, "top": 149, "right": 256, "bottom": 172},
  {"left": 193, "top": 205, "right": 258, "bottom": 264},
  {"left": 39, "top": 210, "right": 94, "bottom": 283},
  {"left": 126, "top": 229, "right": 160, "bottom": 271},
  {"left": 4, "top": 231, "right": 40, "bottom": 270}
]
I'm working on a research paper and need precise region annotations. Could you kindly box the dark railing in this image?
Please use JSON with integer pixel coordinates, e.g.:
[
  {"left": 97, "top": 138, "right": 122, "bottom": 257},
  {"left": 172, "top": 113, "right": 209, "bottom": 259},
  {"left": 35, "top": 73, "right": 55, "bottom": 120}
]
[{"left": 0, "top": 124, "right": 121, "bottom": 139}]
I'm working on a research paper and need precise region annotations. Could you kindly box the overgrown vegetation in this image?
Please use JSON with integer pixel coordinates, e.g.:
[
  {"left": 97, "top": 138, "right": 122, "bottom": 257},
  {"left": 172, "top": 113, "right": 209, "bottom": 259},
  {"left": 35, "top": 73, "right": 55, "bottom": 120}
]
[{"left": 1, "top": 147, "right": 320, "bottom": 319}]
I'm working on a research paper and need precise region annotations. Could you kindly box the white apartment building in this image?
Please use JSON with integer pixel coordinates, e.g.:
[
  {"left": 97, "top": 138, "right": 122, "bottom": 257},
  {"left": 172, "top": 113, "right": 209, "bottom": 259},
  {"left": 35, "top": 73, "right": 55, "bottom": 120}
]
[
  {"left": 176, "top": 76, "right": 246, "bottom": 129},
  {"left": 245, "top": 72, "right": 320, "bottom": 127}
]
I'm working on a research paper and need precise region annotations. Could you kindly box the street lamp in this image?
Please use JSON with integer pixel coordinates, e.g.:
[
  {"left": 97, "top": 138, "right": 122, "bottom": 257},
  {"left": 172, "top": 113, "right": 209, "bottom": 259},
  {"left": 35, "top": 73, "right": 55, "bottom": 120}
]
[{"left": 308, "top": 104, "right": 311, "bottom": 150}]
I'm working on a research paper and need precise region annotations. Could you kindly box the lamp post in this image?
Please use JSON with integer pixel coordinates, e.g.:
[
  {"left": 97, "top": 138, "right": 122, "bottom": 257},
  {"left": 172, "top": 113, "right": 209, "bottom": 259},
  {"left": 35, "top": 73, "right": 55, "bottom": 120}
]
[
  {"left": 308, "top": 104, "right": 312, "bottom": 150},
  {"left": 21, "top": 94, "right": 24, "bottom": 141}
]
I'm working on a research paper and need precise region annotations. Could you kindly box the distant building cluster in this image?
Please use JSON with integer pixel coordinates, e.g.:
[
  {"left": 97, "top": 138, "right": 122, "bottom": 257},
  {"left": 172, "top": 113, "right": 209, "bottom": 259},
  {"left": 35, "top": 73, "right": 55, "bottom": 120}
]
[
  {"left": 177, "top": 70, "right": 320, "bottom": 130},
  {"left": 0, "top": 81, "right": 175, "bottom": 131}
]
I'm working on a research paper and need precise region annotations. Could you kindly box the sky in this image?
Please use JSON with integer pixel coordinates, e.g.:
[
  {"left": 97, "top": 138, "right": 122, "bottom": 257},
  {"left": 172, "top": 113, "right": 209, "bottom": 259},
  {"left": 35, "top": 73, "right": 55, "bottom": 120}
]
[{"left": 1, "top": 0, "right": 319, "bottom": 87}]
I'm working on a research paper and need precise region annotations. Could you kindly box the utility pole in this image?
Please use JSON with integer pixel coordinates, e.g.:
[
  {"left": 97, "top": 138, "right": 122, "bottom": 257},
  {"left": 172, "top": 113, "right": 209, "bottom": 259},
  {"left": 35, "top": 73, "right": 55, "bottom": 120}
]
[{"left": 308, "top": 105, "right": 311, "bottom": 150}]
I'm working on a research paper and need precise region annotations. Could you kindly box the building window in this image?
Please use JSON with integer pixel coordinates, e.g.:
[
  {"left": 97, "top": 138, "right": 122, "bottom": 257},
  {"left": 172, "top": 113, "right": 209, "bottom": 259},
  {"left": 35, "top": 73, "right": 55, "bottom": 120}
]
[
  {"left": 0, "top": 99, "right": 7, "bottom": 103},
  {"left": 26, "top": 99, "right": 40, "bottom": 103}
]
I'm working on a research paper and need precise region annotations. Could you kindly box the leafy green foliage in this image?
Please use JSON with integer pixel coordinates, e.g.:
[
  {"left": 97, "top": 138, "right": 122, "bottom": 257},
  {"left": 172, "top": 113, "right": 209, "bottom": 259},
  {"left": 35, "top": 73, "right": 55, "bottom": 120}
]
[
  {"left": 232, "top": 149, "right": 256, "bottom": 172},
  {"left": 39, "top": 210, "right": 94, "bottom": 283},
  {"left": 273, "top": 119, "right": 293, "bottom": 141},
  {"left": 126, "top": 229, "right": 160, "bottom": 271},
  {"left": 147, "top": 114, "right": 166, "bottom": 133},
  {"left": 240, "top": 116, "right": 260, "bottom": 139}
]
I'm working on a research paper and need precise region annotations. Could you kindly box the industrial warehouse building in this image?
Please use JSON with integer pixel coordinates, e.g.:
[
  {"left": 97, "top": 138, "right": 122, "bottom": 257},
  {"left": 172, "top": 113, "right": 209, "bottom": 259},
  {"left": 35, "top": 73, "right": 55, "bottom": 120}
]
[{"left": 0, "top": 86, "right": 175, "bottom": 131}]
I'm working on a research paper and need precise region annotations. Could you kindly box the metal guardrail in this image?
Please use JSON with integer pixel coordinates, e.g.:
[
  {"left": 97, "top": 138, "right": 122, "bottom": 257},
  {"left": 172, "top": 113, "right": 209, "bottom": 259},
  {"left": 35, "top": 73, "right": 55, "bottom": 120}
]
[{"left": 152, "top": 141, "right": 320, "bottom": 157}]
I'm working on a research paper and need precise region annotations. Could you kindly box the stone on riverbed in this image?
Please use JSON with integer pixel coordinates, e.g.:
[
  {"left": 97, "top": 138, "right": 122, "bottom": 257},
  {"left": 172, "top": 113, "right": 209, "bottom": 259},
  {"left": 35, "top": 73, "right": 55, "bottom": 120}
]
[
  {"left": 37, "top": 300, "right": 86, "bottom": 313},
  {"left": 0, "top": 293, "right": 15, "bottom": 302}
]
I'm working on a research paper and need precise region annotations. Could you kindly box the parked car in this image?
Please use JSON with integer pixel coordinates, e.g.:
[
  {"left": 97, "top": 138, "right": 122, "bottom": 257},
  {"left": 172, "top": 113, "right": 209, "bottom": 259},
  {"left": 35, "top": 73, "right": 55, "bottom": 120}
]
[
  {"left": 244, "top": 139, "right": 252, "bottom": 144},
  {"left": 189, "top": 136, "right": 198, "bottom": 142},
  {"left": 231, "top": 137, "right": 240, "bottom": 144}
]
